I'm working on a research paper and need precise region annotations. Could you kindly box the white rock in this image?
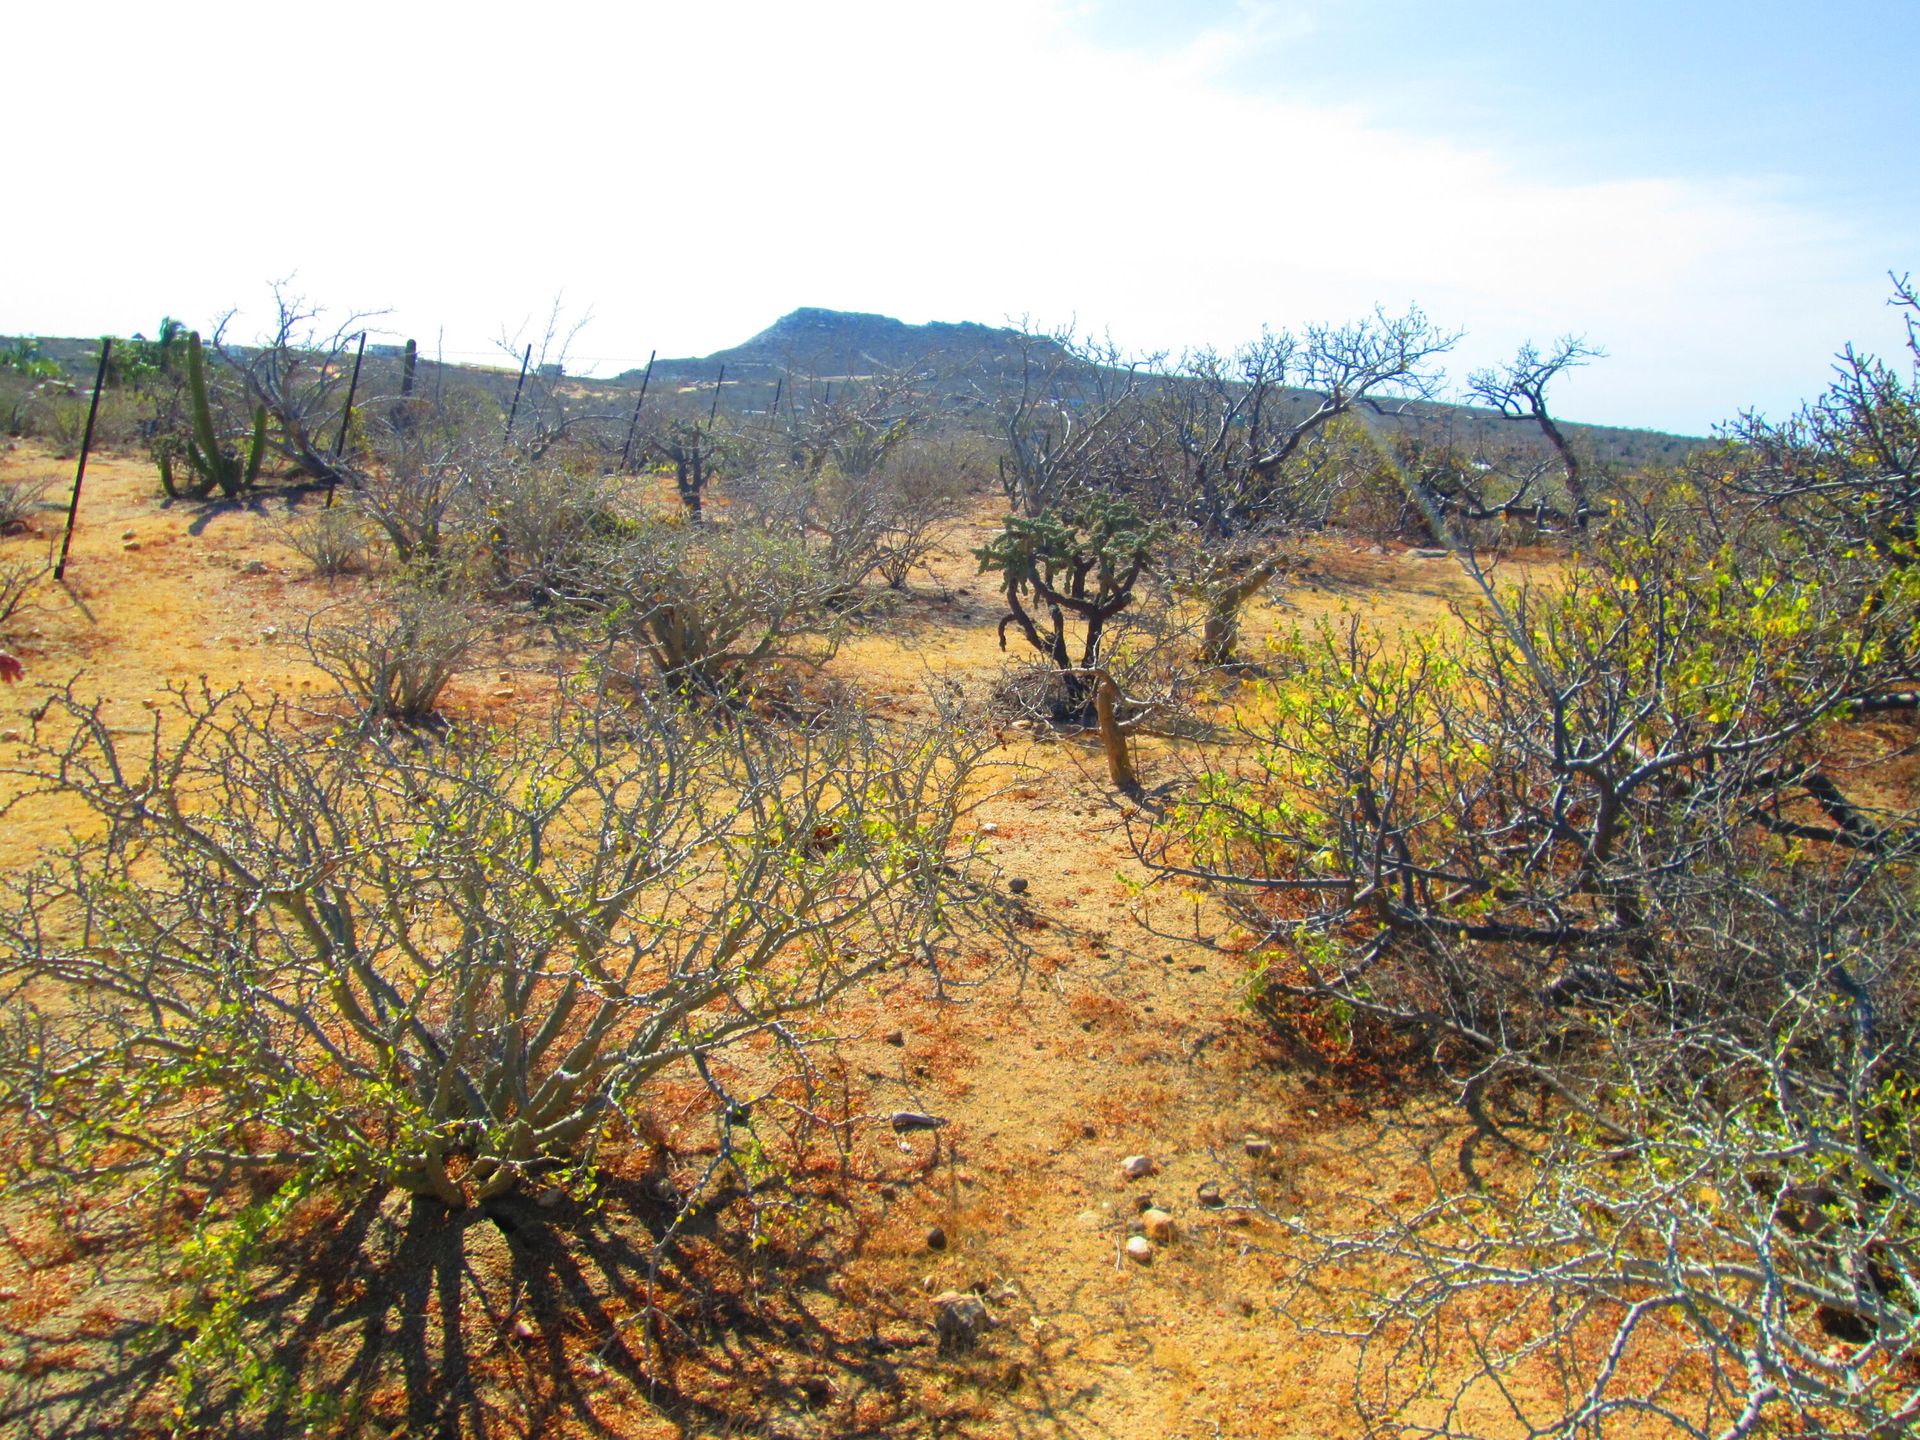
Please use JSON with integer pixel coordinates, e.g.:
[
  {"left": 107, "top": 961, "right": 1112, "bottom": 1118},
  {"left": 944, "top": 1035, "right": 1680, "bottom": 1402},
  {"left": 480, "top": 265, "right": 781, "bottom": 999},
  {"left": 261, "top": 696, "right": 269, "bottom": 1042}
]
[
  {"left": 1124, "top": 1235, "right": 1153, "bottom": 1263},
  {"left": 1120, "top": 1154, "right": 1155, "bottom": 1180}
]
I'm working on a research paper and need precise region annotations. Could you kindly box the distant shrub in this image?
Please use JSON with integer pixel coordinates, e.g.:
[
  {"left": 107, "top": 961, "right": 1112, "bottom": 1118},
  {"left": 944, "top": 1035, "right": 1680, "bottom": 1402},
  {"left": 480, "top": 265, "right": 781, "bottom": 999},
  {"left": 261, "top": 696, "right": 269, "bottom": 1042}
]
[
  {"left": 305, "top": 581, "right": 483, "bottom": 723},
  {"left": 277, "top": 503, "right": 372, "bottom": 578},
  {"left": 0, "top": 474, "right": 49, "bottom": 533}
]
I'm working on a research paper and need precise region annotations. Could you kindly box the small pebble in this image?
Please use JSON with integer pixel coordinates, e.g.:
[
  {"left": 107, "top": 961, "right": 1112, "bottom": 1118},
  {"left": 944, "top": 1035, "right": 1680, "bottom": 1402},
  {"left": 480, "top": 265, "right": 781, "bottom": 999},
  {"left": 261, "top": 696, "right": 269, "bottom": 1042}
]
[
  {"left": 1120, "top": 1154, "right": 1154, "bottom": 1180},
  {"left": 1244, "top": 1135, "right": 1273, "bottom": 1158},
  {"left": 979, "top": 822, "right": 998, "bottom": 835},
  {"left": 1197, "top": 1181, "right": 1224, "bottom": 1209},
  {"left": 1008, "top": 877, "right": 1029, "bottom": 895},
  {"left": 1080, "top": 1121, "right": 1097, "bottom": 1139},
  {"left": 1132, "top": 1194, "right": 1155, "bottom": 1214},
  {"left": 926, "top": 1225, "right": 947, "bottom": 1252},
  {"left": 1124, "top": 1235, "right": 1153, "bottom": 1263},
  {"left": 883, "top": 1029, "right": 905, "bottom": 1047},
  {"left": 1142, "top": 1208, "right": 1176, "bottom": 1244},
  {"left": 512, "top": 1317, "right": 535, "bottom": 1339}
]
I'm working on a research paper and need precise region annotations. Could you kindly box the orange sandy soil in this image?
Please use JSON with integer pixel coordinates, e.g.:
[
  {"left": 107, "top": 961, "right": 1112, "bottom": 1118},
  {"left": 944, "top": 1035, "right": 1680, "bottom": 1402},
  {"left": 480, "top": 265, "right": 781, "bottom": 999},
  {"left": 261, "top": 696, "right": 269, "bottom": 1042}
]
[{"left": 0, "top": 442, "right": 1568, "bottom": 1439}]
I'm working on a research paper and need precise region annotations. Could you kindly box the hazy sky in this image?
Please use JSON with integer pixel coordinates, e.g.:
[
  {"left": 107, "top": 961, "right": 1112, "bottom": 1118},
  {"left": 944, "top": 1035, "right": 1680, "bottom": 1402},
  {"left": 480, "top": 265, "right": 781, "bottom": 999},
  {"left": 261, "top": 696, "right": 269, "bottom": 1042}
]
[{"left": 10, "top": 0, "right": 1916, "bottom": 432}]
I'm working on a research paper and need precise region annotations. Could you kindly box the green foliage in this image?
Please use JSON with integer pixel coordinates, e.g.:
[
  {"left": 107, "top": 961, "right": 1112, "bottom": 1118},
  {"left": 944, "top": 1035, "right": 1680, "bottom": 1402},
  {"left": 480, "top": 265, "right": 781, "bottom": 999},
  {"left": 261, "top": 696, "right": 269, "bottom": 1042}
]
[
  {"left": 1155, "top": 452, "right": 1920, "bottom": 1432},
  {"left": 976, "top": 491, "right": 1167, "bottom": 718},
  {"left": 0, "top": 337, "right": 62, "bottom": 380},
  {"left": 109, "top": 316, "right": 187, "bottom": 391}
]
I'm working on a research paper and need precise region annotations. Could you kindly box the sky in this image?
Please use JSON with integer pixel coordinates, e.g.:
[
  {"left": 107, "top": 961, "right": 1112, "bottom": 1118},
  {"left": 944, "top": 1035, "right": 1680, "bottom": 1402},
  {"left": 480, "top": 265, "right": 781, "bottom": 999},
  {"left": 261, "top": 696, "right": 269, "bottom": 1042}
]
[{"left": 8, "top": 0, "right": 1916, "bottom": 433}]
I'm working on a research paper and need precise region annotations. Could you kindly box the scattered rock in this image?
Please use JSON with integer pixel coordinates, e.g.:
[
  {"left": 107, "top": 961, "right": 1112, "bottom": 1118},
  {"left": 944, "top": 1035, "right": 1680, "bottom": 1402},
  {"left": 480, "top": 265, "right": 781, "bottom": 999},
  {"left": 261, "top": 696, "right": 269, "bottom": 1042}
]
[
  {"left": 121, "top": 530, "right": 135, "bottom": 540},
  {"left": 1008, "top": 876, "right": 1029, "bottom": 895},
  {"left": 492, "top": 687, "right": 516, "bottom": 699},
  {"left": 1132, "top": 1193, "right": 1155, "bottom": 1214},
  {"left": 1120, "top": 1154, "right": 1155, "bottom": 1180},
  {"left": 979, "top": 821, "right": 998, "bottom": 835},
  {"left": 890, "top": 1110, "right": 948, "bottom": 1133},
  {"left": 512, "top": 1317, "right": 536, "bottom": 1340},
  {"left": 1076, "top": 1208, "right": 1102, "bottom": 1229},
  {"left": 1124, "top": 1235, "right": 1153, "bottom": 1264},
  {"left": 926, "top": 1225, "right": 948, "bottom": 1252},
  {"left": 239, "top": 560, "right": 268, "bottom": 576},
  {"left": 1244, "top": 1135, "right": 1273, "bottom": 1158},
  {"left": 1197, "top": 1181, "right": 1224, "bottom": 1209},
  {"left": 1142, "top": 1208, "right": 1177, "bottom": 1244},
  {"left": 122, "top": 540, "right": 140, "bottom": 551},
  {"left": 882, "top": 1028, "right": 906, "bottom": 1047},
  {"left": 1080, "top": 1121, "right": 1097, "bottom": 1139},
  {"left": 932, "top": 1290, "right": 993, "bottom": 1351},
  {"left": 1412, "top": 547, "right": 1451, "bottom": 559}
]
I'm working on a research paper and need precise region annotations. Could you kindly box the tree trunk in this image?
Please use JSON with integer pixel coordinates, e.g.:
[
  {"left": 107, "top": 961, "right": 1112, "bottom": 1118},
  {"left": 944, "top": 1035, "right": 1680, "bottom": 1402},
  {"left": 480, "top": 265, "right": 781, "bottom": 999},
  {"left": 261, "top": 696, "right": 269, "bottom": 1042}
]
[
  {"left": 1094, "top": 671, "right": 1139, "bottom": 793},
  {"left": 1201, "top": 601, "right": 1239, "bottom": 668}
]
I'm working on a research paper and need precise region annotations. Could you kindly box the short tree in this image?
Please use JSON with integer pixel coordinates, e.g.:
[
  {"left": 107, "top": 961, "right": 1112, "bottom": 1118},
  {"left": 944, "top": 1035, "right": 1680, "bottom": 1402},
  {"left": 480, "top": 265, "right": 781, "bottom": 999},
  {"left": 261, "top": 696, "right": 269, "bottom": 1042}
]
[{"left": 976, "top": 491, "right": 1166, "bottom": 722}]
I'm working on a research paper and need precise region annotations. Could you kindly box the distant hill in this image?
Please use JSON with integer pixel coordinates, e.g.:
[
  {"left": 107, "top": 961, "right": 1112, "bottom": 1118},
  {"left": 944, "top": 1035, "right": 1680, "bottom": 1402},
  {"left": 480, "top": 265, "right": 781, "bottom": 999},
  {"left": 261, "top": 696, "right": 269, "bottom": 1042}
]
[
  {"left": 621, "top": 307, "right": 1704, "bottom": 469},
  {"left": 614, "top": 307, "right": 1075, "bottom": 421}
]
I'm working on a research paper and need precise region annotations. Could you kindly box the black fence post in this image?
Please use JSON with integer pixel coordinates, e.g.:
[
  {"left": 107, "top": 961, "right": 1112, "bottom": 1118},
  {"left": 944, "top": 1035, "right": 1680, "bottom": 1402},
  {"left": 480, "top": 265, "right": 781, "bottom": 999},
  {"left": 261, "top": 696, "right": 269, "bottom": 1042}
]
[
  {"left": 618, "top": 350, "right": 656, "bottom": 473},
  {"left": 503, "top": 343, "right": 533, "bottom": 441},
  {"left": 53, "top": 339, "right": 112, "bottom": 581}
]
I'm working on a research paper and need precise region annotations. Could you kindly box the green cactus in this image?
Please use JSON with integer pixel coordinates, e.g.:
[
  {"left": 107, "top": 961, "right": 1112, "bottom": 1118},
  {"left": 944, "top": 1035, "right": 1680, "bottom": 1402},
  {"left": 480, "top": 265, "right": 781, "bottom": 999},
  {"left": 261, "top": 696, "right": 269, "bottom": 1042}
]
[{"left": 163, "top": 332, "right": 267, "bottom": 499}]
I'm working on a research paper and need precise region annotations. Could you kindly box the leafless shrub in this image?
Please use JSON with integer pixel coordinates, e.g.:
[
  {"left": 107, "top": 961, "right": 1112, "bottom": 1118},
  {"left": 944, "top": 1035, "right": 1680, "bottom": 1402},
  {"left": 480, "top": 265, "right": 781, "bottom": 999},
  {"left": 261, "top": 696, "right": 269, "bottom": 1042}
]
[
  {"left": 276, "top": 503, "right": 372, "bottom": 578},
  {"left": 0, "top": 554, "right": 46, "bottom": 626},
  {"left": 0, "top": 475, "right": 49, "bottom": 534},
  {"left": 468, "top": 457, "right": 629, "bottom": 602},
  {"left": 576, "top": 519, "right": 856, "bottom": 697},
  {"left": 304, "top": 581, "right": 483, "bottom": 723},
  {"left": 0, "top": 675, "right": 990, "bottom": 1217}
]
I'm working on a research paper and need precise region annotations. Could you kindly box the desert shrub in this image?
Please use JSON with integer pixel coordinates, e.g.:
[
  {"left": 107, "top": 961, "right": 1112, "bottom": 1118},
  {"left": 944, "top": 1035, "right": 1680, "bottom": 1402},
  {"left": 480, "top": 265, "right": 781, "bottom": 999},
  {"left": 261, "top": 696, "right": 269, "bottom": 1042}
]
[
  {"left": 276, "top": 502, "right": 372, "bottom": 577},
  {"left": 1150, "top": 501, "right": 1920, "bottom": 1433},
  {"left": 0, "top": 555, "right": 45, "bottom": 628},
  {"left": 583, "top": 519, "right": 855, "bottom": 697},
  {"left": 303, "top": 580, "right": 482, "bottom": 723},
  {"left": 0, "top": 679, "right": 986, "bottom": 1213},
  {"left": 468, "top": 456, "right": 627, "bottom": 602},
  {"left": 0, "top": 474, "right": 49, "bottom": 533}
]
